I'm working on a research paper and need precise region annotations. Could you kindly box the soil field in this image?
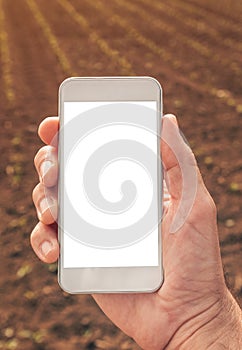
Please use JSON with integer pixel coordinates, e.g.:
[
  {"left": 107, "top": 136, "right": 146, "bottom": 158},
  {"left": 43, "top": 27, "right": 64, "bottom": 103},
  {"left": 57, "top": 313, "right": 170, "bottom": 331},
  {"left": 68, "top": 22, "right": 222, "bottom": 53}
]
[{"left": 0, "top": 0, "right": 242, "bottom": 349}]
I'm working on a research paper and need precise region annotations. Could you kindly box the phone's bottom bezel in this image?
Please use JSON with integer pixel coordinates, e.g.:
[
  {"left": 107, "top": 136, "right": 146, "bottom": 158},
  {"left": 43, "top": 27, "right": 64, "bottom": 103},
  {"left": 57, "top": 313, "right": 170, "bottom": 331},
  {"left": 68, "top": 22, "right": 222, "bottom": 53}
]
[{"left": 58, "top": 265, "right": 163, "bottom": 294}]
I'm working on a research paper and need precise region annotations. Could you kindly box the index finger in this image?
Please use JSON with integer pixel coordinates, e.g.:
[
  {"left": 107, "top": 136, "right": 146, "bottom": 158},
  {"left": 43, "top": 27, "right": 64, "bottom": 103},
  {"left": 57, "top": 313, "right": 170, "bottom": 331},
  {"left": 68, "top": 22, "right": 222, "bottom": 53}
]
[{"left": 38, "top": 117, "right": 59, "bottom": 147}]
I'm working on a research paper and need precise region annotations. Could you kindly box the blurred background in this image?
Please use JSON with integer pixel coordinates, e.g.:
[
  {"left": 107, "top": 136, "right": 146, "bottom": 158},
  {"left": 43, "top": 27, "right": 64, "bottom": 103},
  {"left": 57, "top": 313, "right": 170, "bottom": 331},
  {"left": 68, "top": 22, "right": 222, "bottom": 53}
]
[{"left": 0, "top": 0, "right": 241, "bottom": 349}]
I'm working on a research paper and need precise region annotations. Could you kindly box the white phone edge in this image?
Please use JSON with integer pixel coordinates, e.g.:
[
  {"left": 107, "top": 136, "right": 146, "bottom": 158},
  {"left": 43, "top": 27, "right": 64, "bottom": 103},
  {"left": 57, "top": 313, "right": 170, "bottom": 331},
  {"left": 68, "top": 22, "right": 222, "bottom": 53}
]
[{"left": 58, "top": 76, "right": 163, "bottom": 294}]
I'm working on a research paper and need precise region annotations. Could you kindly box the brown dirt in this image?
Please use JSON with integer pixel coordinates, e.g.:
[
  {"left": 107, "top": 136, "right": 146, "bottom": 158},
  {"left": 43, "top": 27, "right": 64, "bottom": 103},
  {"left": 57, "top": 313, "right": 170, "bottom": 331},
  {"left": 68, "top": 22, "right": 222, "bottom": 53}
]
[{"left": 0, "top": 0, "right": 241, "bottom": 349}]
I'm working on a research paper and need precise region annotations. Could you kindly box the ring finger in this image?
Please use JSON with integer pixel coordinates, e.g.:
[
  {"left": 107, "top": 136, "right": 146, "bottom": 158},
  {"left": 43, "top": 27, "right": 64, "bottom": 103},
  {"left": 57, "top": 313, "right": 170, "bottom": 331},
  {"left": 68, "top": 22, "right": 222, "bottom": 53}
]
[{"left": 32, "top": 183, "right": 57, "bottom": 225}]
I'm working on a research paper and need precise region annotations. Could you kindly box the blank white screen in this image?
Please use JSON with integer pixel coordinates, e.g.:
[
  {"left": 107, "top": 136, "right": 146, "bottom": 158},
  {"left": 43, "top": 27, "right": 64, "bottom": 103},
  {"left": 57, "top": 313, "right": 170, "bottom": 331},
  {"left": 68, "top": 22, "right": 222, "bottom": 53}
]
[{"left": 63, "top": 101, "right": 159, "bottom": 267}]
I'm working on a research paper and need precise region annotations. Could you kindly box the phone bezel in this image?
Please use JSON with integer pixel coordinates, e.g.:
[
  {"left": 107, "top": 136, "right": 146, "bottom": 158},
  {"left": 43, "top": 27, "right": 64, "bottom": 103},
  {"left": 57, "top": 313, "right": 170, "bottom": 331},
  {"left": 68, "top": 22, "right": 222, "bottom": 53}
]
[{"left": 58, "top": 76, "right": 163, "bottom": 293}]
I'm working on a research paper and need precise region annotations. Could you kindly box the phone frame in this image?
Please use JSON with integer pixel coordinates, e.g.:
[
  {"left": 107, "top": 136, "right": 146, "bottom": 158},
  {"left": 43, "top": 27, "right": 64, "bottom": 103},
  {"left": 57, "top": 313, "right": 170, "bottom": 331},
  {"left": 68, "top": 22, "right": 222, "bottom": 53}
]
[{"left": 58, "top": 76, "right": 163, "bottom": 293}]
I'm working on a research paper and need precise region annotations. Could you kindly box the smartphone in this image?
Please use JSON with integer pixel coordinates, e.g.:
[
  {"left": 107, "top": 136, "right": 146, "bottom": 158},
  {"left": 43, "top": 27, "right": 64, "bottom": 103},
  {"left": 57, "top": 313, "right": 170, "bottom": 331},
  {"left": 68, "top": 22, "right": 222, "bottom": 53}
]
[{"left": 58, "top": 76, "right": 163, "bottom": 293}]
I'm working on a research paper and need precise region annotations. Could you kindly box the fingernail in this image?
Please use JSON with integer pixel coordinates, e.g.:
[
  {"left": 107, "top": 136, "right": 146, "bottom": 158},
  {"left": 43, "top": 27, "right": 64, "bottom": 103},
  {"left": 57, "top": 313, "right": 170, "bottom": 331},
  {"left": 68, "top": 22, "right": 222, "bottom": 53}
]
[
  {"left": 39, "top": 197, "right": 49, "bottom": 215},
  {"left": 41, "top": 241, "right": 53, "bottom": 256},
  {"left": 165, "top": 114, "right": 177, "bottom": 123},
  {"left": 40, "top": 160, "right": 53, "bottom": 180}
]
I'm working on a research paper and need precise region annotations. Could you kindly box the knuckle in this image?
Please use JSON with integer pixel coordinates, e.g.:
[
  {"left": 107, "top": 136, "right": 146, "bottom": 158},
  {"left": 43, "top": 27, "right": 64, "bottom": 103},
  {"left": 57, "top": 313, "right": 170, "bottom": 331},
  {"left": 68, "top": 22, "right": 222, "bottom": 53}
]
[
  {"left": 32, "top": 183, "right": 41, "bottom": 201},
  {"left": 30, "top": 222, "right": 42, "bottom": 246},
  {"left": 30, "top": 226, "right": 37, "bottom": 245},
  {"left": 32, "top": 183, "right": 45, "bottom": 204}
]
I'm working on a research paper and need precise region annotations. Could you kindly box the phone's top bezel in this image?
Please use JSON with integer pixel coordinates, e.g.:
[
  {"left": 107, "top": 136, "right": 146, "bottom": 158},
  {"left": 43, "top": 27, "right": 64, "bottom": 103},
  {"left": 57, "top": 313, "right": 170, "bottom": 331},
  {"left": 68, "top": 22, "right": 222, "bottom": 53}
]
[
  {"left": 58, "top": 76, "right": 163, "bottom": 294},
  {"left": 59, "top": 76, "right": 162, "bottom": 103}
]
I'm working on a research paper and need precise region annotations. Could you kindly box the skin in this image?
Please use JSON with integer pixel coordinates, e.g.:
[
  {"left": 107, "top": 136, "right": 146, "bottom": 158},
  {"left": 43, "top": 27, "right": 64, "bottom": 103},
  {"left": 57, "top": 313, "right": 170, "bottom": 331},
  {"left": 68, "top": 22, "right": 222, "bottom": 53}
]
[{"left": 31, "top": 115, "right": 242, "bottom": 349}]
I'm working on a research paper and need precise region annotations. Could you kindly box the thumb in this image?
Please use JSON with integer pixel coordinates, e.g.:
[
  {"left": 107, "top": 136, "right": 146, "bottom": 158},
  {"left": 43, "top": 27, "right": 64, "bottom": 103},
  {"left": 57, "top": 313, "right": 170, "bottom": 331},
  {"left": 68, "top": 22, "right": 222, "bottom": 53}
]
[{"left": 161, "top": 114, "right": 198, "bottom": 233}]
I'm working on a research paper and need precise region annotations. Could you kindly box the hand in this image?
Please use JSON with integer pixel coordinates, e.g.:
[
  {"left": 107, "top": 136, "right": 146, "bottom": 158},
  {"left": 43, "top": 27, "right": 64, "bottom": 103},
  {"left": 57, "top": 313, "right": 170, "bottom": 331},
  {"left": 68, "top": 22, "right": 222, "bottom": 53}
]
[{"left": 31, "top": 115, "right": 242, "bottom": 349}]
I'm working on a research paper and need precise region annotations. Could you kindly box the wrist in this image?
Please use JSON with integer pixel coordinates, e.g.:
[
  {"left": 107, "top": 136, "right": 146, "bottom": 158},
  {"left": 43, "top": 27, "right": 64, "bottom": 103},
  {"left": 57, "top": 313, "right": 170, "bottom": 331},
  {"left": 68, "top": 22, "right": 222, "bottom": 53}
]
[{"left": 165, "top": 289, "right": 242, "bottom": 349}]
